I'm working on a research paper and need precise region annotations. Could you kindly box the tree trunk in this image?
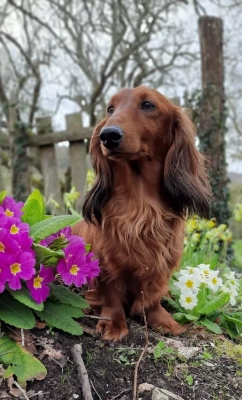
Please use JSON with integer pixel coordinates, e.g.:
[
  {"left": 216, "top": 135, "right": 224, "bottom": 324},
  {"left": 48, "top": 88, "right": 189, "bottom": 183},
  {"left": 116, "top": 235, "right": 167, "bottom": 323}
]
[{"left": 199, "top": 16, "right": 230, "bottom": 224}]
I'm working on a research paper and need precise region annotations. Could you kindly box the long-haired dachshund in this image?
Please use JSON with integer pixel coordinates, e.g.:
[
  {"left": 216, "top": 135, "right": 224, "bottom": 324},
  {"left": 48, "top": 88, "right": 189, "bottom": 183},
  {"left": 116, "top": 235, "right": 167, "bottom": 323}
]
[{"left": 72, "top": 86, "right": 212, "bottom": 341}]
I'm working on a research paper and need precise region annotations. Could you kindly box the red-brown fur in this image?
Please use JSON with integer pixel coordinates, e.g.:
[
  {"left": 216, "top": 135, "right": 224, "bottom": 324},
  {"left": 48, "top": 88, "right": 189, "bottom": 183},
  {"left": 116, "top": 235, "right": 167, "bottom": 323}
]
[{"left": 72, "top": 87, "right": 212, "bottom": 341}]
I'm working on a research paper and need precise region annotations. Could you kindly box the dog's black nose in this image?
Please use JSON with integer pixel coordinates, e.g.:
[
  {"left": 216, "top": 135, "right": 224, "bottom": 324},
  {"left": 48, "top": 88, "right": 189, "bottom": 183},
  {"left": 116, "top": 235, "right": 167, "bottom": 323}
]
[{"left": 99, "top": 126, "right": 123, "bottom": 149}]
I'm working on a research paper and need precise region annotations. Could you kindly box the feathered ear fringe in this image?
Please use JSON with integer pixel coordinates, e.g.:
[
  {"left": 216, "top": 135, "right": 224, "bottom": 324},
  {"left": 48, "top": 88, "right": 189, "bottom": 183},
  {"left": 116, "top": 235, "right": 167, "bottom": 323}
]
[
  {"left": 82, "top": 120, "right": 113, "bottom": 225},
  {"left": 163, "top": 108, "right": 212, "bottom": 219}
]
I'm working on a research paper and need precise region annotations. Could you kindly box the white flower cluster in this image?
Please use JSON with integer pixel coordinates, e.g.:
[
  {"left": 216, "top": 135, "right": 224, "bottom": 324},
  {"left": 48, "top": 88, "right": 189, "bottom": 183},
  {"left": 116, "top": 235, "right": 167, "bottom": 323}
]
[{"left": 175, "top": 264, "right": 239, "bottom": 310}]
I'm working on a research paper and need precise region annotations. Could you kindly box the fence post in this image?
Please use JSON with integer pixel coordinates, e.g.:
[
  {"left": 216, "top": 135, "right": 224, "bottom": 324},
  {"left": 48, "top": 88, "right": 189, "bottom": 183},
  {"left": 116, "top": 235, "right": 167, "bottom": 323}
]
[
  {"left": 169, "top": 97, "right": 180, "bottom": 106},
  {"left": 8, "top": 98, "right": 31, "bottom": 202},
  {"left": 65, "top": 112, "right": 87, "bottom": 212},
  {"left": 36, "top": 116, "right": 64, "bottom": 215},
  {"left": 199, "top": 16, "right": 229, "bottom": 224}
]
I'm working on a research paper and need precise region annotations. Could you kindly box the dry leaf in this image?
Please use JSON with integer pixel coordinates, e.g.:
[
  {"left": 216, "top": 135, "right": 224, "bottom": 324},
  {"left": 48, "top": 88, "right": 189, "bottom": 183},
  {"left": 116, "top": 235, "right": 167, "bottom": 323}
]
[
  {"left": 0, "top": 391, "right": 11, "bottom": 399},
  {"left": 7, "top": 329, "right": 37, "bottom": 355},
  {"left": 35, "top": 321, "right": 47, "bottom": 330},
  {"left": 7, "top": 377, "right": 24, "bottom": 398},
  {"left": 0, "top": 364, "right": 6, "bottom": 386}
]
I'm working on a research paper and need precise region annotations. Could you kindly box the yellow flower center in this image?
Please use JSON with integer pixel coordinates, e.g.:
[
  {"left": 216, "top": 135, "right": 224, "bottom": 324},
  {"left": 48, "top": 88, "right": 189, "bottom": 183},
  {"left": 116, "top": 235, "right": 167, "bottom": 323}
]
[
  {"left": 204, "top": 270, "right": 209, "bottom": 276},
  {"left": 185, "top": 297, "right": 192, "bottom": 304},
  {"left": 10, "top": 224, "right": 19, "bottom": 234},
  {"left": 212, "top": 277, "right": 217, "bottom": 284},
  {"left": 185, "top": 280, "right": 194, "bottom": 288},
  {"left": 4, "top": 208, "right": 14, "bottom": 217},
  {"left": 33, "top": 276, "right": 44, "bottom": 289},
  {"left": 0, "top": 242, "right": 5, "bottom": 252},
  {"left": 230, "top": 279, "right": 235, "bottom": 285},
  {"left": 10, "top": 263, "right": 21, "bottom": 275},
  {"left": 70, "top": 264, "right": 79, "bottom": 275}
]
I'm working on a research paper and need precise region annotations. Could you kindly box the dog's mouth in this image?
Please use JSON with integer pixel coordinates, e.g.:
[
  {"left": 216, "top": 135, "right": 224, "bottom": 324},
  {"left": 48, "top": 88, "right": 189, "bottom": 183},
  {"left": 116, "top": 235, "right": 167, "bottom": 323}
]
[{"left": 102, "top": 148, "right": 148, "bottom": 161}]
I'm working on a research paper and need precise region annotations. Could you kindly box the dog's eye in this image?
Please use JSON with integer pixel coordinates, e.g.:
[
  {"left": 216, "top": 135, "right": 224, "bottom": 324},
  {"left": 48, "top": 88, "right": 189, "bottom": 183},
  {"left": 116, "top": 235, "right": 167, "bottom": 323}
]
[
  {"left": 141, "top": 101, "right": 155, "bottom": 111},
  {"left": 107, "top": 105, "right": 114, "bottom": 114}
]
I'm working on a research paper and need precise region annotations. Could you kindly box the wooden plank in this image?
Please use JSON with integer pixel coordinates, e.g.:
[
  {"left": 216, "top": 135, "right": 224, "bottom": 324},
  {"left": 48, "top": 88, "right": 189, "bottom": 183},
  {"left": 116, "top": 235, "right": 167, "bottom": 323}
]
[
  {"left": 36, "top": 116, "right": 64, "bottom": 215},
  {"left": 199, "top": 16, "right": 229, "bottom": 224},
  {"left": 66, "top": 112, "right": 87, "bottom": 212},
  {"left": 1, "top": 128, "right": 93, "bottom": 149}
]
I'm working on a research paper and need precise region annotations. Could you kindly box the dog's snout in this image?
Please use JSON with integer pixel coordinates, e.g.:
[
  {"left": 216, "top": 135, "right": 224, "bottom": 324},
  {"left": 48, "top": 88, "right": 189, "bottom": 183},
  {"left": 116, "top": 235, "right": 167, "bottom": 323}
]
[{"left": 100, "top": 126, "right": 123, "bottom": 149}]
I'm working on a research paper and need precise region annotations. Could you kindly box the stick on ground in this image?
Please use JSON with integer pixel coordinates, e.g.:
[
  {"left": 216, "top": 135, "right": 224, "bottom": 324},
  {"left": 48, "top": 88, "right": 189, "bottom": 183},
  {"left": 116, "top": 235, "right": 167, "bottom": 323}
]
[
  {"left": 71, "top": 344, "right": 94, "bottom": 400},
  {"left": 132, "top": 291, "right": 149, "bottom": 400}
]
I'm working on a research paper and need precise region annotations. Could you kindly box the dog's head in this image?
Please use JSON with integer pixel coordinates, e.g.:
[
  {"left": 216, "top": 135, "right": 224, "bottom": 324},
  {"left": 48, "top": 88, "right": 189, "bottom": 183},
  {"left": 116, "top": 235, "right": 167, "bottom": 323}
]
[{"left": 83, "top": 86, "right": 212, "bottom": 224}]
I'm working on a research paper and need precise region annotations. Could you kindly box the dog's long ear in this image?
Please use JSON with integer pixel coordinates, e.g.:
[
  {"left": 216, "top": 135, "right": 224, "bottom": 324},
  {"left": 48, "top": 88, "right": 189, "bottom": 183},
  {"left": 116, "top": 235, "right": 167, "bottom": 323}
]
[
  {"left": 164, "top": 107, "right": 212, "bottom": 218},
  {"left": 82, "top": 119, "right": 113, "bottom": 225}
]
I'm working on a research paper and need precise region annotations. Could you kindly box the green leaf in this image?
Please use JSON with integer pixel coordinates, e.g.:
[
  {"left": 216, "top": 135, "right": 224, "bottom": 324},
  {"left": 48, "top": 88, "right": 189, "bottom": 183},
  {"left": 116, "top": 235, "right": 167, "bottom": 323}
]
[
  {"left": 183, "top": 314, "right": 198, "bottom": 321},
  {"left": 0, "top": 335, "right": 46, "bottom": 388},
  {"left": 221, "top": 321, "right": 240, "bottom": 339},
  {"left": 0, "top": 292, "right": 35, "bottom": 329},
  {"left": 173, "top": 312, "right": 198, "bottom": 323},
  {"left": 198, "top": 318, "right": 222, "bottom": 334},
  {"left": 163, "top": 296, "right": 182, "bottom": 312},
  {"left": 22, "top": 189, "right": 45, "bottom": 225},
  {"left": 33, "top": 243, "right": 64, "bottom": 266},
  {"left": 85, "top": 244, "right": 91, "bottom": 252},
  {"left": 34, "top": 300, "right": 84, "bottom": 335},
  {"left": 221, "top": 313, "right": 242, "bottom": 330},
  {"left": 0, "top": 190, "right": 7, "bottom": 204},
  {"left": 172, "top": 312, "right": 186, "bottom": 321},
  {"left": 195, "top": 283, "right": 207, "bottom": 311},
  {"left": 30, "top": 215, "right": 80, "bottom": 242},
  {"left": 198, "top": 292, "right": 230, "bottom": 315},
  {"left": 169, "top": 279, "right": 181, "bottom": 297},
  {"left": 7, "top": 287, "right": 44, "bottom": 311},
  {"left": 50, "top": 285, "right": 89, "bottom": 309}
]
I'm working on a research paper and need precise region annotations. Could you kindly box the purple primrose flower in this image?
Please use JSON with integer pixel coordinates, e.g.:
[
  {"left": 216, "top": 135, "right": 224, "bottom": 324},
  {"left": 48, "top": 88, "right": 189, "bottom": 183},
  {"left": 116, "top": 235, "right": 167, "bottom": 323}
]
[{"left": 27, "top": 265, "right": 55, "bottom": 303}]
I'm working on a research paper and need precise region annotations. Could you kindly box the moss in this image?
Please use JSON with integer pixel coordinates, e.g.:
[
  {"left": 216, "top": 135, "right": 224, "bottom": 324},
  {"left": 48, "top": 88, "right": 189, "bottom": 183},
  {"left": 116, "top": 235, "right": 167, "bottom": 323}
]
[{"left": 215, "top": 338, "right": 242, "bottom": 365}]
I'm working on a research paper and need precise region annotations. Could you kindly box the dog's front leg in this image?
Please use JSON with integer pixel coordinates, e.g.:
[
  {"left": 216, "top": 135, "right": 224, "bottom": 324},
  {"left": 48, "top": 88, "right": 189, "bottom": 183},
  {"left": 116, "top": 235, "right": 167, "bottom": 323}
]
[{"left": 87, "top": 281, "right": 128, "bottom": 341}]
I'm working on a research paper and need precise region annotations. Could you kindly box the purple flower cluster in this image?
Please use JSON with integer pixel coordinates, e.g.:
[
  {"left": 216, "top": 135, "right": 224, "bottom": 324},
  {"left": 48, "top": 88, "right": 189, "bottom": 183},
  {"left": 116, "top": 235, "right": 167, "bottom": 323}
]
[
  {"left": 0, "top": 196, "right": 100, "bottom": 304},
  {"left": 0, "top": 197, "right": 36, "bottom": 292},
  {"left": 40, "top": 227, "right": 100, "bottom": 290}
]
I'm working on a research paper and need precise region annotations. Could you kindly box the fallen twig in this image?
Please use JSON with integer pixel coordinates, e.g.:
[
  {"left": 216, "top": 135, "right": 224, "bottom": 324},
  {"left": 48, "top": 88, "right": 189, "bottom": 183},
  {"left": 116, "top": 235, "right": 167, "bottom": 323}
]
[
  {"left": 85, "top": 315, "right": 111, "bottom": 321},
  {"left": 111, "top": 388, "right": 131, "bottom": 399},
  {"left": 13, "top": 381, "right": 29, "bottom": 400},
  {"left": 90, "top": 379, "right": 103, "bottom": 400},
  {"left": 21, "top": 329, "right": 25, "bottom": 347},
  {"left": 71, "top": 344, "right": 94, "bottom": 400},
  {"left": 133, "top": 291, "right": 149, "bottom": 400}
]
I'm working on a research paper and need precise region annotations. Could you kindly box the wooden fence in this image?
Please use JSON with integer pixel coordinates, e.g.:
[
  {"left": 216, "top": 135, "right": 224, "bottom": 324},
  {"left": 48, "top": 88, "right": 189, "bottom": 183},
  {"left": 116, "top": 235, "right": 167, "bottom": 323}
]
[
  {"left": 0, "top": 112, "right": 95, "bottom": 213},
  {"left": 0, "top": 98, "right": 190, "bottom": 214}
]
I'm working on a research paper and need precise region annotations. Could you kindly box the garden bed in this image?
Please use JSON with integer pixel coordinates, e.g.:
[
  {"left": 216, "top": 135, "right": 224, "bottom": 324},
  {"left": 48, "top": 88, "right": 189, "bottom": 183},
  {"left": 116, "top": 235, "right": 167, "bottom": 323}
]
[{"left": 1, "top": 316, "right": 241, "bottom": 400}]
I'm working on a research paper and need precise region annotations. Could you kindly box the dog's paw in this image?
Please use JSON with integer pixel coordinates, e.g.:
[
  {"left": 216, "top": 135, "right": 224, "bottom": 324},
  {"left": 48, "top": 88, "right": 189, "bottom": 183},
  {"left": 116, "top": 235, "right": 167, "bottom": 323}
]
[
  {"left": 161, "top": 321, "right": 187, "bottom": 336},
  {"left": 96, "top": 319, "right": 129, "bottom": 341}
]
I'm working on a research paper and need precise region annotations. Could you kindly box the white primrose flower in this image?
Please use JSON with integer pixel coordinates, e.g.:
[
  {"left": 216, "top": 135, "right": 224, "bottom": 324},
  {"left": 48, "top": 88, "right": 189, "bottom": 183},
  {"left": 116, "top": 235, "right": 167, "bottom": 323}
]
[
  {"left": 175, "top": 274, "right": 201, "bottom": 293},
  {"left": 197, "top": 263, "right": 212, "bottom": 283},
  {"left": 179, "top": 292, "right": 198, "bottom": 310},
  {"left": 224, "top": 271, "right": 239, "bottom": 289},
  {"left": 222, "top": 286, "right": 238, "bottom": 306},
  {"left": 206, "top": 270, "right": 223, "bottom": 292},
  {"left": 180, "top": 266, "right": 196, "bottom": 276}
]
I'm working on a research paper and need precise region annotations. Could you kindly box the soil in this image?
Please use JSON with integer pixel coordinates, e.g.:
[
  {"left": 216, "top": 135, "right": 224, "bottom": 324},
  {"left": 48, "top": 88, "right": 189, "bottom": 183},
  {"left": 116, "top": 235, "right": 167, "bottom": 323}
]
[{"left": 1, "top": 315, "right": 242, "bottom": 400}]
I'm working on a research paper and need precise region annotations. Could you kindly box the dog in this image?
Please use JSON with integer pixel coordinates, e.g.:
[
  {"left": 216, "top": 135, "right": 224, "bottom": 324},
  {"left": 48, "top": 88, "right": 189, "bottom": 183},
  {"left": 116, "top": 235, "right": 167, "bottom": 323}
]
[{"left": 72, "top": 86, "right": 212, "bottom": 341}]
